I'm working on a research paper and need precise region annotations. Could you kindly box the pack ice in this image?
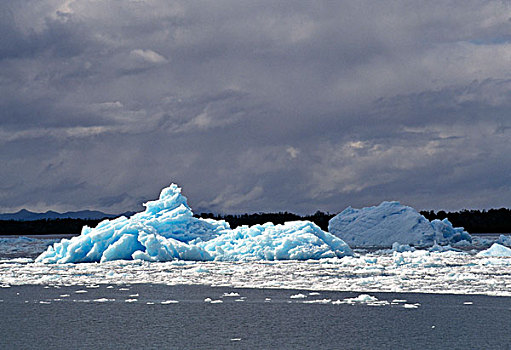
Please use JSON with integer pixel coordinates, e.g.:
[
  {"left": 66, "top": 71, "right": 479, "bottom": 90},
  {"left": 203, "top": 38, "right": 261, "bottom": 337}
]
[
  {"left": 36, "top": 184, "right": 352, "bottom": 263},
  {"left": 328, "top": 201, "right": 471, "bottom": 248}
]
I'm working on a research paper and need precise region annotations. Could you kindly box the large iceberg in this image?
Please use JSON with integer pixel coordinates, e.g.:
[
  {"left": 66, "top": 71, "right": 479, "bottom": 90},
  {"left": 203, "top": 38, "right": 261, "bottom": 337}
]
[
  {"left": 36, "top": 184, "right": 352, "bottom": 263},
  {"left": 328, "top": 201, "right": 471, "bottom": 248}
]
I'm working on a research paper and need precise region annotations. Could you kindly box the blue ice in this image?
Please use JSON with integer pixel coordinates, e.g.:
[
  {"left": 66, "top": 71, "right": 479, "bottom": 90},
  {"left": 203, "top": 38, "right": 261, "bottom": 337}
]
[{"left": 36, "top": 184, "right": 353, "bottom": 263}]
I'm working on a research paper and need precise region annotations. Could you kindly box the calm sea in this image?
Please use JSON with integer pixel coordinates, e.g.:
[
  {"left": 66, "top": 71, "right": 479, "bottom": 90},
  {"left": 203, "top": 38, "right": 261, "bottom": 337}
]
[{"left": 1, "top": 284, "right": 510, "bottom": 349}]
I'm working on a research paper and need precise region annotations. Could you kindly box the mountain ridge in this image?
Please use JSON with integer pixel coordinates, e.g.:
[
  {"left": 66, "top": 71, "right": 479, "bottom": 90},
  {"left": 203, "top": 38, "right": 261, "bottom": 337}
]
[{"left": 0, "top": 209, "right": 135, "bottom": 221}]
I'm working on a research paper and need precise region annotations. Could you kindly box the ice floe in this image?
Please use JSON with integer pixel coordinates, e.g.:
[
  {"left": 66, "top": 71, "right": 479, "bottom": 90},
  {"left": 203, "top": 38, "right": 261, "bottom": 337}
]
[
  {"left": 477, "top": 243, "right": 511, "bottom": 257},
  {"left": 290, "top": 293, "right": 307, "bottom": 299},
  {"left": 333, "top": 294, "right": 389, "bottom": 306}
]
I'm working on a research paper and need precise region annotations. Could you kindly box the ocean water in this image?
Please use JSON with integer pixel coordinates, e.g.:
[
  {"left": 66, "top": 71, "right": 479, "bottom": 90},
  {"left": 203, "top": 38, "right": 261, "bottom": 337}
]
[{"left": 0, "top": 284, "right": 510, "bottom": 349}]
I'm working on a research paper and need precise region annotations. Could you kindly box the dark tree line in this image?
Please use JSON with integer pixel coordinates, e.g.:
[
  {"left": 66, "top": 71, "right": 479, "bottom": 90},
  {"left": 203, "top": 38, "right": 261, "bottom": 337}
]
[
  {"left": 198, "top": 209, "right": 511, "bottom": 233},
  {"left": 0, "top": 208, "right": 509, "bottom": 236},
  {"left": 420, "top": 208, "right": 511, "bottom": 233},
  {"left": 195, "top": 211, "right": 335, "bottom": 231},
  {"left": 0, "top": 218, "right": 102, "bottom": 236}
]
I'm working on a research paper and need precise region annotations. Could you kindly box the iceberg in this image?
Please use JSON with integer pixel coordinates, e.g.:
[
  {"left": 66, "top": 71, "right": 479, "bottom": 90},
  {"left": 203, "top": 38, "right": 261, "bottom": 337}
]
[
  {"left": 36, "top": 184, "right": 352, "bottom": 263},
  {"left": 496, "top": 234, "right": 511, "bottom": 247},
  {"left": 328, "top": 201, "right": 471, "bottom": 248},
  {"left": 477, "top": 243, "right": 511, "bottom": 257}
]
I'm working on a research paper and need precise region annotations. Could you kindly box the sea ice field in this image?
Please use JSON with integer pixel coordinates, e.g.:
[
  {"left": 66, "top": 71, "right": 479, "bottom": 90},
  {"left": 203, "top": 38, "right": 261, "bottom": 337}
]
[
  {"left": 1, "top": 183, "right": 511, "bottom": 296},
  {"left": 1, "top": 239, "right": 510, "bottom": 296}
]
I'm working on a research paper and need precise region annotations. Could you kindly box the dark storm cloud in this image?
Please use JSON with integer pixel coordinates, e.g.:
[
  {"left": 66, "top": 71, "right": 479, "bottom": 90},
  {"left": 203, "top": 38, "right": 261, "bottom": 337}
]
[{"left": 0, "top": 0, "right": 510, "bottom": 214}]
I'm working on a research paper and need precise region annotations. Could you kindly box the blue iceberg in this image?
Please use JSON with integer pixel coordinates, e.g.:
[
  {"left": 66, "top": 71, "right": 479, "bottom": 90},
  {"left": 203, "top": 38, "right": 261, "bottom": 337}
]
[
  {"left": 36, "top": 184, "right": 353, "bottom": 263},
  {"left": 328, "top": 201, "right": 472, "bottom": 248}
]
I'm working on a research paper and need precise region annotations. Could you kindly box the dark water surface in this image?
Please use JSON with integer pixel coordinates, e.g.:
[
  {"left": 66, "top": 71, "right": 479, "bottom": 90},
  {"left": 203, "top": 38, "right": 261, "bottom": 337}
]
[{"left": 0, "top": 284, "right": 510, "bottom": 350}]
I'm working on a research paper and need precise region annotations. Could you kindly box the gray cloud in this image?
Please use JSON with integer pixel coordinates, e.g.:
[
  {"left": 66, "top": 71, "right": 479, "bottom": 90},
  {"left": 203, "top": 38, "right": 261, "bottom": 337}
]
[{"left": 1, "top": 1, "right": 510, "bottom": 214}]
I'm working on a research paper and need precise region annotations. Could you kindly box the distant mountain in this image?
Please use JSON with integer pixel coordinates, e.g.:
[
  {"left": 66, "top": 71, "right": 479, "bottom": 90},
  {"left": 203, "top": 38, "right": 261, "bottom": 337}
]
[{"left": 0, "top": 209, "right": 136, "bottom": 221}]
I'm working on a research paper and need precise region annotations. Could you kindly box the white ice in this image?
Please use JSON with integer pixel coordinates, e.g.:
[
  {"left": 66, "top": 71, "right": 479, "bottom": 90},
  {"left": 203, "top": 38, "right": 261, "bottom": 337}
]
[
  {"left": 36, "top": 184, "right": 352, "bottom": 263},
  {"left": 2, "top": 250, "right": 510, "bottom": 296},
  {"left": 477, "top": 243, "right": 511, "bottom": 257},
  {"left": 328, "top": 201, "right": 472, "bottom": 248}
]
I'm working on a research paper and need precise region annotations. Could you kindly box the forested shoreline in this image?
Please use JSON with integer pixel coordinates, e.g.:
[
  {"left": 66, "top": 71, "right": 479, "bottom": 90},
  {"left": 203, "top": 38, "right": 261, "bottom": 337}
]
[{"left": 0, "top": 208, "right": 509, "bottom": 236}]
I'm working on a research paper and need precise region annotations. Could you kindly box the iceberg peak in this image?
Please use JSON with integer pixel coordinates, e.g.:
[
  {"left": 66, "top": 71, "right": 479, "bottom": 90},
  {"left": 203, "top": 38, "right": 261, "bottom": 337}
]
[{"left": 143, "top": 183, "right": 191, "bottom": 215}]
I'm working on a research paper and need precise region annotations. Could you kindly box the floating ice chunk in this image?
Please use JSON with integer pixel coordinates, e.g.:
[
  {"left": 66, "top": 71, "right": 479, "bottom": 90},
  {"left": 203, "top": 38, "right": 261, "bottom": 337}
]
[
  {"left": 496, "top": 235, "right": 511, "bottom": 247},
  {"left": 210, "top": 300, "right": 223, "bottom": 304},
  {"left": 392, "top": 242, "right": 415, "bottom": 253},
  {"left": 93, "top": 298, "right": 114, "bottom": 302},
  {"left": 75, "top": 290, "right": 87, "bottom": 294},
  {"left": 222, "top": 292, "right": 240, "bottom": 297},
  {"left": 204, "top": 298, "right": 212, "bottom": 303},
  {"left": 125, "top": 299, "right": 137, "bottom": 303},
  {"left": 403, "top": 303, "right": 420, "bottom": 309},
  {"left": 194, "top": 267, "right": 210, "bottom": 273},
  {"left": 161, "top": 300, "right": 179, "bottom": 304},
  {"left": 429, "top": 242, "right": 460, "bottom": 253},
  {"left": 392, "top": 299, "right": 407, "bottom": 303},
  {"left": 341, "top": 294, "right": 379, "bottom": 304},
  {"left": 477, "top": 243, "right": 511, "bottom": 257},
  {"left": 328, "top": 201, "right": 471, "bottom": 248},
  {"left": 308, "top": 292, "right": 320, "bottom": 296},
  {"left": 302, "top": 299, "right": 331, "bottom": 304},
  {"left": 290, "top": 293, "right": 307, "bottom": 299},
  {"left": 37, "top": 184, "right": 352, "bottom": 263}
]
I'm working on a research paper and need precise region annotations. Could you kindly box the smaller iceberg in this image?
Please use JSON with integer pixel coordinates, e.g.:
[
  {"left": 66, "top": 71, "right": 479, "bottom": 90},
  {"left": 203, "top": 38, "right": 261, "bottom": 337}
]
[
  {"left": 36, "top": 184, "right": 352, "bottom": 263},
  {"left": 328, "top": 201, "right": 471, "bottom": 248},
  {"left": 496, "top": 234, "right": 511, "bottom": 247},
  {"left": 477, "top": 243, "right": 511, "bottom": 257}
]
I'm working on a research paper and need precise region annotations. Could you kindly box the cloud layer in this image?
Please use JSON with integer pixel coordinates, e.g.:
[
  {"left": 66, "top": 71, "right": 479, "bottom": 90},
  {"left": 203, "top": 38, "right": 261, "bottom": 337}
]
[{"left": 1, "top": 1, "right": 510, "bottom": 214}]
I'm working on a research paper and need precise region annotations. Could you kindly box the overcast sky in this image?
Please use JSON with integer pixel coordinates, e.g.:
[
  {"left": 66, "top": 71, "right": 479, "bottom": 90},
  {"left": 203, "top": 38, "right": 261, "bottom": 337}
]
[{"left": 1, "top": 1, "right": 510, "bottom": 214}]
